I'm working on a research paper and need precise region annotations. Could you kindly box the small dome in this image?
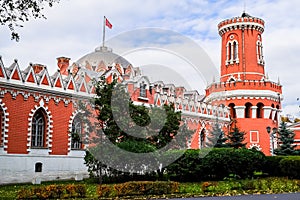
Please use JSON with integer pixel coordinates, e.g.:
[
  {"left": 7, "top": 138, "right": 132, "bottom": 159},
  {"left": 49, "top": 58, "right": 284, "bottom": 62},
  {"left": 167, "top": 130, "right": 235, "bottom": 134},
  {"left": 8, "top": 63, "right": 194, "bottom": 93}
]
[
  {"left": 241, "top": 12, "right": 252, "bottom": 18},
  {"left": 76, "top": 46, "right": 131, "bottom": 69}
]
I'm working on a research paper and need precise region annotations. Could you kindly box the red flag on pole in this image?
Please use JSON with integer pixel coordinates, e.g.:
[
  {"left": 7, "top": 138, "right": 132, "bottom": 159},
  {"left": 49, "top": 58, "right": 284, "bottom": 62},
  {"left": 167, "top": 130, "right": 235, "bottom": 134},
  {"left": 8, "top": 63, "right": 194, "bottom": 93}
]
[{"left": 105, "top": 17, "right": 112, "bottom": 29}]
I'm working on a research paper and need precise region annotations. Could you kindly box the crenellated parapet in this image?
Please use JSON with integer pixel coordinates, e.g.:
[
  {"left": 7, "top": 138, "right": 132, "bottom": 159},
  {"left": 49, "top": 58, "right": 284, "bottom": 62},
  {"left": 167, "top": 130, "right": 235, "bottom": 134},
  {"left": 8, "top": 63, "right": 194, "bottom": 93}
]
[
  {"left": 218, "top": 13, "right": 265, "bottom": 36},
  {"left": 206, "top": 80, "right": 282, "bottom": 96}
]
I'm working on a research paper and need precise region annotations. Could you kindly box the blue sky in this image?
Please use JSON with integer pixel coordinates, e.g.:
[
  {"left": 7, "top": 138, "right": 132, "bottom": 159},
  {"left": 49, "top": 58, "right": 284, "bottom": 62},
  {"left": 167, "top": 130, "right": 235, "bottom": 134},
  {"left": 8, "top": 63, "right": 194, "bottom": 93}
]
[{"left": 1, "top": 0, "right": 300, "bottom": 117}]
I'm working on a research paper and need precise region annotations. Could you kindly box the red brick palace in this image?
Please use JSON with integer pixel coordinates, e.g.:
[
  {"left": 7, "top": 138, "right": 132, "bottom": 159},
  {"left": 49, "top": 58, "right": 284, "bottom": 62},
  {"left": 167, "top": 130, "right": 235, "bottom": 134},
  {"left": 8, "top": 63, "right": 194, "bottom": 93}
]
[{"left": 1, "top": 12, "right": 298, "bottom": 184}]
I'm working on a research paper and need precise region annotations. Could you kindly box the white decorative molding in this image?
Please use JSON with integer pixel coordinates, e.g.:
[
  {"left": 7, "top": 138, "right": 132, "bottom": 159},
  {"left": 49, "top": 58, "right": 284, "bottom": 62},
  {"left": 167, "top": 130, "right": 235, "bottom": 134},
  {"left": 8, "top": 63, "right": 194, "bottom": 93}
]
[
  {"left": 0, "top": 99, "right": 9, "bottom": 153},
  {"left": 249, "top": 143, "right": 262, "bottom": 151},
  {"left": 250, "top": 131, "right": 259, "bottom": 143},
  {"left": 263, "top": 106, "right": 272, "bottom": 119},
  {"left": 205, "top": 89, "right": 280, "bottom": 103},
  {"left": 234, "top": 106, "right": 246, "bottom": 118},
  {"left": 251, "top": 106, "right": 258, "bottom": 118}
]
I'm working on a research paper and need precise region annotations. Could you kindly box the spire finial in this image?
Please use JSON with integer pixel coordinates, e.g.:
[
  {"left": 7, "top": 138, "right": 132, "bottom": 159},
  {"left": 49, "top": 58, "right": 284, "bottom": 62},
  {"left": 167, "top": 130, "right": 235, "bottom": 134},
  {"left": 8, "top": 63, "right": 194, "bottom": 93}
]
[{"left": 243, "top": 0, "right": 247, "bottom": 13}]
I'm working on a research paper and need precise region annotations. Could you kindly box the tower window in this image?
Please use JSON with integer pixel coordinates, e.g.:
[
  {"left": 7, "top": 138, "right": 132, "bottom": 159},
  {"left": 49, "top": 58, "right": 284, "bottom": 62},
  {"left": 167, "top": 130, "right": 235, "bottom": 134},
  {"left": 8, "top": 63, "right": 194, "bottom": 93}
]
[
  {"left": 228, "top": 103, "right": 236, "bottom": 119},
  {"left": 257, "top": 103, "right": 264, "bottom": 118},
  {"left": 245, "top": 103, "right": 252, "bottom": 118},
  {"left": 256, "top": 39, "right": 264, "bottom": 65},
  {"left": 226, "top": 40, "right": 239, "bottom": 65},
  {"left": 31, "top": 109, "right": 46, "bottom": 148},
  {"left": 233, "top": 41, "right": 238, "bottom": 60}
]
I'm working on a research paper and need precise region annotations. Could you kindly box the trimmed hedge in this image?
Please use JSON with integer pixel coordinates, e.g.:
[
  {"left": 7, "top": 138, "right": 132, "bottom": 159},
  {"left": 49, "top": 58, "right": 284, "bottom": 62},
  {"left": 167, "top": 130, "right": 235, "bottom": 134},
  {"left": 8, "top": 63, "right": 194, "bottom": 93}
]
[
  {"left": 279, "top": 156, "right": 300, "bottom": 179},
  {"left": 202, "top": 148, "right": 265, "bottom": 180},
  {"left": 17, "top": 184, "right": 86, "bottom": 199},
  {"left": 97, "top": 181, "right": 179, "bottom": 197},
  {"left": 263, "top": 156, "right": 286, "bottom": 176},
  {"left": 167, "top": 148, "right": 265, "bottom": 182}
]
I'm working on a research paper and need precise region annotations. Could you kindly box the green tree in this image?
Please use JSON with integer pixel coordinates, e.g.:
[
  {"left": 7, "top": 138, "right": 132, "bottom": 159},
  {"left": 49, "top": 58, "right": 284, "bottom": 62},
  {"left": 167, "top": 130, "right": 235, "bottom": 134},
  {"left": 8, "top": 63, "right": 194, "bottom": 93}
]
[
  {"left": 86, "top": 76, "right": 184, "bottom": 180},
  {"left": 93, "top": 76, "right": 182, "bottom": 150},
  {"left": 226, "top": 122, "right": 246, "bottom": 149},
  {"left": 207, "top": 120, "right": 228, "bottom": 148},
  {"left": 0, "top": 0, "right": 60, "bottom": 41},
  {"left": 274, "top": 121, "right": 297, "bottom": 155}
]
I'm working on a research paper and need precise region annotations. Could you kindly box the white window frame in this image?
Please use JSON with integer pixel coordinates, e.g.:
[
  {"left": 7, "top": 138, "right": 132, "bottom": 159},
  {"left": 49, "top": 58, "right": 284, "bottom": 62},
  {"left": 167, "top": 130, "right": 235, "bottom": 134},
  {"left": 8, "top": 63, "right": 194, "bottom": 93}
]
[{"left": 250, "top": 131, "right": 259, "bottom": 143}]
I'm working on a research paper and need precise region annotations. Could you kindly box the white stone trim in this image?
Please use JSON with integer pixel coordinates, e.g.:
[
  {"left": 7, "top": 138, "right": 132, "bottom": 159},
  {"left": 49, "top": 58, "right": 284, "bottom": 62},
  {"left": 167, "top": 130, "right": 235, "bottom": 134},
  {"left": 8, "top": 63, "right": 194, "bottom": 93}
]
[
  {"left": 0, "top": 99, "right": 9, "bottom": 153},
  {"left": 225, "top": 40, "right": 239, "bottom": 65},
  {"left": 205, "top": 89, "right": 280, "bottom": 103},
  {"left": 68, "top": 110, "right": 89, "bottom": 154},
  {"left": 263, "top": 106, "right": 272, "bottom": 119},
  {"left": 251, "top": 106, "right": 258, "bottom": 118},
  {"left": 234, "top": 106, "right": 246, "bottom": 118},
  {"left": 221, "top": 72, "right": 265, "bottom": 79},
  {"left": 249, "top": 143, "right": 262, "bottom": 151},
  {"left": 250, "top": 131, "right": 259, "bottom": 143},
  {"left": 219, "top": 21, "right": 264, "bottom": 35}
]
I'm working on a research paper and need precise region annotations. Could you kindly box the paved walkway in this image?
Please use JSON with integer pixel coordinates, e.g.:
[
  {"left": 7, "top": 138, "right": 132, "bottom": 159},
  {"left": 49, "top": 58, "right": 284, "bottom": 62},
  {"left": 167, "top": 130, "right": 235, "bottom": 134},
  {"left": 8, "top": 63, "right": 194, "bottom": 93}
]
[{"left": 167, "top": 193, "right": 300, "bottom": 200}]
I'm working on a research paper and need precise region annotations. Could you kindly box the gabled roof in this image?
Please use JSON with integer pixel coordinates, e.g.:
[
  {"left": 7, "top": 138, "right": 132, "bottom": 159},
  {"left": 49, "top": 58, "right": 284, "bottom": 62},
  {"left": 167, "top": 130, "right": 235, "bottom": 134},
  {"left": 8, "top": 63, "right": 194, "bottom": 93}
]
[
  {"left": 39, "top": 68, "right": 52, "bottom": 87},
  {"left": 51, "top": 71, "right": 65, "bottom": 89},
  {"left": 0, "top": 56, "right": 7, "bottom": 79},
  {"left": 23, "top": 66, "right": 38, "bottom": 84},
  {"left": 6, "top": 60, "right": 23, "bottom": 81}
]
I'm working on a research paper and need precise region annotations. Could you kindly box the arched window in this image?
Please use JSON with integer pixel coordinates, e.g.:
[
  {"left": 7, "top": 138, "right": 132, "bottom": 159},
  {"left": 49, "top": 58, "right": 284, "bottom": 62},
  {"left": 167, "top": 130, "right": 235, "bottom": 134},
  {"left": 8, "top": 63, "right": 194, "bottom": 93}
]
[
  {"left": 228, "top": 103, "right": 236, "bottom": 119},
  {"left": 200, "top": 129, "right": 205, "bottom": 149},
  {"left": 256, "top": 38, "right": 264, "bottom": 65},
  {"left": 245, "top": 103, "right": 252, "bottom": 118},
  {"left": 233, "top": 41, "right": 238, "bottom": 60},
  {"left": 71, "top": 116, "right": 82, "bottom": 149},
  {"left": 140, "top": 81, "right": 147, "bottom": 98},
  {"left": 228, "top": 43, "right": 232, "bottom": 61},
  {"left": 226, "top": 40, "right": 239, "bottom": 64},
  {"left": 31, "top": 109, "right": 46, "bottom": 147},
  {"left": 256, "top": 103, "right": 264, "bottom": 118}
]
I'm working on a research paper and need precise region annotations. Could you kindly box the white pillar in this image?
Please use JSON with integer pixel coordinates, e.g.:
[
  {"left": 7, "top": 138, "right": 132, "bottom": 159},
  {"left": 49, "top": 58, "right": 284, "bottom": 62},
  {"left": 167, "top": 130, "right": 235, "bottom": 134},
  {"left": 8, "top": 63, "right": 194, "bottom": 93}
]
[
  {"left": 234, "top": 106, "right": 246, "bottom": 118},
  {"left": 263, "top": 106, "right": 272, "bottom": 119},
  {"left": 271, "top": 108, "right": 276, "bottom": 120},
  {"left": 251, "top": 106, "right": 258, "bottom": 118}
]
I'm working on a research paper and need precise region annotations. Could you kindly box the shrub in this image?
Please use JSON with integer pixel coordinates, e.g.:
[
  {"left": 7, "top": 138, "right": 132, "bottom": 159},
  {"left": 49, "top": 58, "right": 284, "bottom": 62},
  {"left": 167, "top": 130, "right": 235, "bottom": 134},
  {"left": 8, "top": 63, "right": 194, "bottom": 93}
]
[
  {"left": 279, "top": 156, "right": 300, "bottom": 179},
  {"left": 97, "top": 184, "right": 114, "bottom": 198},
  {"left": 201, "top": 148, "right": 265, "bottom": 180},
  {"left": 114, "top": 181, "right": 179, "bottom": 196},
  {"left": 263, "top": 156, "right": 286, "bottom": 176},
  {"left": 17, "top": 184, "right": 86, "bottom": 199},
  {"left": 97, "top": 181, "right": 179, "bottom": 197},
  {"left": 166, "top": 149, "right": 204, "bottom": 182}
]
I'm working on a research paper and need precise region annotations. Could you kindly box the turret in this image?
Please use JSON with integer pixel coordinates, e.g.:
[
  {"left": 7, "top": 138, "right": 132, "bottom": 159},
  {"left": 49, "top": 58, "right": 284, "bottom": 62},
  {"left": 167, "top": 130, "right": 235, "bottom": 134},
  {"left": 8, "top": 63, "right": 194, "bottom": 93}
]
[
  {"left": 218, "top": 12, "right": 265, "bottom": 82},
  {"left": 205, "top": 12, "right": 282, "bottom": 155}
]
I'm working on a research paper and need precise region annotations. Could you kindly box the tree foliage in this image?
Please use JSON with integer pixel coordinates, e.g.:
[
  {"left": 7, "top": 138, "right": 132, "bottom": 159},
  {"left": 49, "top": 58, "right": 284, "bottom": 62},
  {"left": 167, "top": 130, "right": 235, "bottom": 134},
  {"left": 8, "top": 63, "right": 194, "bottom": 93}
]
[
  {"left": 0, "top": 0, "right": 59, "bottom": 41},
  {"left": 93, "top": 76, "right": 182, "bottom": 151},
  {"left": 274, "top": 121, "right": 297, "bottom": 155},
  {"left": 206, "top": 120, "right": 228, "bottom": 148},
  {"left": 226, "top": 122, "right": 246, "bottom": 149},
  {"left": 85, "top": 76, "right": 184, "bottom": 180}
]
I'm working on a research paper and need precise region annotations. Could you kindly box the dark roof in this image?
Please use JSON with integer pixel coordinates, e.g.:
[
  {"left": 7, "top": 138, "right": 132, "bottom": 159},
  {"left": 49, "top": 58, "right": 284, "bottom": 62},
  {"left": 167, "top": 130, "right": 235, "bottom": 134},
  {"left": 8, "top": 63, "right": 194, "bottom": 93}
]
[{"left": 241, "top": 12, "right": 252, "bottom": 18}]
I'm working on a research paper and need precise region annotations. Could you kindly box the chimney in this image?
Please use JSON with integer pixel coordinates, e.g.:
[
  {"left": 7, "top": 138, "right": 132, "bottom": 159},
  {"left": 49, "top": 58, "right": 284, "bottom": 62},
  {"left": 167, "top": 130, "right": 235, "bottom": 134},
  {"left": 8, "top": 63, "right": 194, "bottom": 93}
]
[
  {"left": 31, "top": 63, "right": 45, "bottom": 74},
  {"left": 57, "top": 57, "right": 70, "bottom": 75}
]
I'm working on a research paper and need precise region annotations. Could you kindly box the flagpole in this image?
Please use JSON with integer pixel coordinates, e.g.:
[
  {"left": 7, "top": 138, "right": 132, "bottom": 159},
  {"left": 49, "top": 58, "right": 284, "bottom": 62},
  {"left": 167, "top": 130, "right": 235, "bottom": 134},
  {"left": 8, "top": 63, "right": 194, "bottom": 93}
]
[{"left": 102, "top": 16, "right": 105, "bottom": 47}]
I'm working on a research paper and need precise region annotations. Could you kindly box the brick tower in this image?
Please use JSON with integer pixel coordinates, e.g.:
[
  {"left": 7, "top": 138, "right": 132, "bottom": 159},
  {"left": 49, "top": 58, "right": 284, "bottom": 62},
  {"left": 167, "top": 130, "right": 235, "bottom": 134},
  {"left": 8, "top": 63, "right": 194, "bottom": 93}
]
[{"left": 205, "top": 12, "right": 282, "bottom": 155}]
